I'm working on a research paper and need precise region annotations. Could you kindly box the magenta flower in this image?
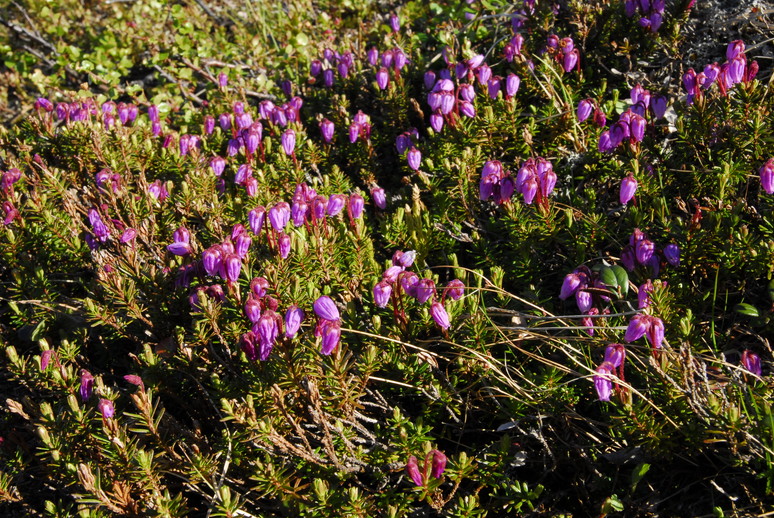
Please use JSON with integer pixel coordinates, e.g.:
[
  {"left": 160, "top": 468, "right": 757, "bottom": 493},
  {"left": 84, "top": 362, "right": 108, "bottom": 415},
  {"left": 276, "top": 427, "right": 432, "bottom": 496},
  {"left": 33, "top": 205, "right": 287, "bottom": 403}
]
[
  {"left": 348, "top": 194, "right": 365, "bottom": 220},
  {"left": 407, "top": 148, "right": 421, "bottom": 171},
  {"left": 430, "top": 301, "right": 451, "bottom": 329},
  {"left": 406, "top": 456, "right": 423, "bottom": 486},
  {"left": 319, "top": 320, "right": 342, "bottom": 355},
  {"left": 268, "top": 202, "right": 291, "bottom": 232},
  {"left": 97, "top": 398, "right": 115, "bottom": 419},
  {"left": 430, "top": 450, "right": 447, "bottom": 478},
  {"left": 563, "top": 49, "right": 579, "bottom": 73},
  {"left": 285, "top": 305, "right": 305, "bottom": 338},
  {"left": 80, "top": 370, "right": 94, "bottom": 402},
  {"left": 620, "top": 174, "right": 638, "bottom": 205},
  {"left": 560, "top": 273, "right": 582, "bottom": 300},
  {"left": 625, "top": 314, "right": 648, "bottom": 342},
  {"left": 416, "top": 279, "right": 436, "bottom": 303},
  {"left": 594, "top": 363, "right": 614, "bottom": 401},
  {"left": 373, "top": 281, "right": 392, "bottom": 308},
  {"left": 577, "top": 99, "right": 594, "bottom": 121},
  {"left": 575, "top": 290, "right": 593, "bottom": 313},
  {"left": 603, "top": 344, "right": 626, "bottom": 369},
  {"left": 314, "top": 295, "right": 340, "bottom": 321},
  {"left": 256, "top": 311, "right": 280, "bottom": 360},
  {"left": 638, "top": 280, "right": 654, "bottom": 309},
  {"left": 167, "top": 241, "right": 191, "bottom": 256},
  {"left": 223, "top": 253, "right": 241, "bottom": 283},
  {"left": 371, "top": 187, "right": 387, "bottom": 210},
  {"left": 635, "top": 239, "right": 654, "bottom": 265},
  {"left": 741, "top": 350, "right": 762, "bottom": 376},
  {"left": 281, "top": 129, "right": 296, "bottom": 156},
  {"left": 376, "top": 67, "right": 389, "bottom": 90},
  {"left": 445, "top": 279, "right": 465, "bottom": 301},
  {"left": 278, "top": 233, "right": 291, "bottom": 259},
  {"left": 760, "top": 159, "right": 774, "bottom": 195},
  {"left": 645, "top": 317, "right": 664, "bottom": 349},
  {"left": 320, "top": 119, "right": 335, "bottom": 143}
]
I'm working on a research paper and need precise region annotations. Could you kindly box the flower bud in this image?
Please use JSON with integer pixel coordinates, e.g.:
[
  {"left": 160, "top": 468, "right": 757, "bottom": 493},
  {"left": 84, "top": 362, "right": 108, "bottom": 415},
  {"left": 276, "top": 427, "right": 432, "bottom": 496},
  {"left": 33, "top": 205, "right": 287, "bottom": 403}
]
[
  {"left": 406, "top": 456, "right": 423, "bottom": 486},
  {"left": 314, "top": 295, "right": 340, "bottom": 322}
]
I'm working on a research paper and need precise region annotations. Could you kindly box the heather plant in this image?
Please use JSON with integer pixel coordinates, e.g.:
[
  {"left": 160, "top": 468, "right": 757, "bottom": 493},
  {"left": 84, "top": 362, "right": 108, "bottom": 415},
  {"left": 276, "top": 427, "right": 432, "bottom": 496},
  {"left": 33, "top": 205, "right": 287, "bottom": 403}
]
[{"left": 2, "top": 0, "right": 774, "bottom": 516}]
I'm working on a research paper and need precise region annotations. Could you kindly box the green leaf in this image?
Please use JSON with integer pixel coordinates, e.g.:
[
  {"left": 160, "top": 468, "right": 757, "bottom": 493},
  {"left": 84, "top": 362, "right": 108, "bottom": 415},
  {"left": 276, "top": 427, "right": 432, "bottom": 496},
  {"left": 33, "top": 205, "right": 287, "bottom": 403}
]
[
  {"left": 599, "top": 266, "right": 619, "bottom": 289},
  {"left": 631, "top": 462, "right": 650, "bottom": 491},
  {"left": 734, "top": 303, "right": 759, "bottom": 317},
  {"left": 611, "top": 266, "right": 629, "bottom": 296}
]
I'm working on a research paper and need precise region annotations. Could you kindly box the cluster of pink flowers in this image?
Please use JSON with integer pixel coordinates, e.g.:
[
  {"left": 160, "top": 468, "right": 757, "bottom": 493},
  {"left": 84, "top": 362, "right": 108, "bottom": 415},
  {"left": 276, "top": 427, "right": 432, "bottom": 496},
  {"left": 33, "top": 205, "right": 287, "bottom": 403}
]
[
  {"left": 367, "top": 45, "right": 410, "bottom": 90},
  {"left": 545, "top": 34, "right": 579, "bottom": 73},
  {"left": 593, "top": 84, "right": 669, "bottom": 154},
  {"left": 683, "top": 40, "right": 758, "bottom": 105},
  {"left": 625, "top": 313, "right": 665, "bottom": 349},
  {"left": 372, "top": 250, "right": 464, "bottom": 331},
  {"left": 406, "top": 450, "right": 447, "bottom": 486},
  {"left": 593, "top": 344, "right": 626, "bottom": 401},
  {"left": 624, "top": 0, "right": 664, "bottom": 32},
  {"left": 2, "top": 168, "right": 22, "bottom": 226},
  {"left": 239, "top": 282, "right": 305, "bottom": 361},
  {"left": 309, "top": 48, "right": 357, "bottom": 88},
  {"left": 479, "top": 157, "right": 556, "bottom": 206},
  {"left": 620, "top": 228, "right": 680, "bottom": 277},
  {"left": 396, "top": 129, "right": 422, "bottom": 171}
]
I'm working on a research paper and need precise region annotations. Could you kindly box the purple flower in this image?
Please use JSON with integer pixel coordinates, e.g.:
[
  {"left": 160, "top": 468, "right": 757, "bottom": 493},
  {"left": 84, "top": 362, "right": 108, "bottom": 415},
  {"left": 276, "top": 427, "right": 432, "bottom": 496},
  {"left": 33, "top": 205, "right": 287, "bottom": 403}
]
[
  {"left": 505, "top": 73, "right": 520, "bottom": 99},
  {"left": 256, "top": 311, "right": 280, "bottom": 360},
  {"left": 406, "top": 456, "right": 423, "bottom": 486},
  {"left": 97, "top": 398, "right": 115, "bottom": 419},
  {"left": 563, "top": 49, "right": 579, "bottom": 73},
  {"left": 727, "top": 39, "right": 745, "bottom": 60},
  {"left": 620, "top": 175, "right": 638, "bottom": 205},
  {"left": 167, "top": 241, "right": 191, "bottom": 256},
  {"left": 320, "top": 119, "right": 335, "bottom": 143},
  {"left": 741, "top": 350, "right": 762, "bottom": 376},
  {"left": 245, "top": 297, "right": 261, "bottom": 323},
  {"left": 407, "top": 148, "right": 421, "bottom": 171},
  {"left": 575, "top": 290, "right": 593, "bottom": 313},
  {"left": 760, "top": 159, "right": 774, "bottom": 195},
  {"left": 594, "top": 363, "right": 614, "bottom": 401},
  {"left": 603, "top": 344, "right": 626, "bottom": 369},
  {"left": 80, "top": 370, "right": 94, "bottom": 402},
  {"left": 416, "top": 279, "right": 436, "bottom": 303},
  {"left": 430, "top": 301, "right": 451, "bottom": 329},
  {"left": 269, "top": 202, "right": 291, "bottom": 232},
  {"left": 278, "top": 232, "right": 291, "bottom": 259},
  {"left": 430, "top": 450, "right": 447, "bottom": 478},
  {"left": 625, "top": 314, "right": 648, "bottom": 342},
  {"left": 371, "top": 187, "right": 387, "bottom": 210},
  {"left": 319, "top": 319, "right": 342, "bottom": 355},
  {"left": 281, "top": 129, "right": 296, "bottom": 156},
  {"left": 285, "top": 305, "right": 305, "bottom": 338},
  {"left": 249, "top": 206, "right": 266, "bottom": 235},
  {"left": 630, "top": 114, "right": 646, "bottom": 142},
  {"left": 373, "top": 281, "right": 392, "bottom": 308},
  {"left": 223, "top": 253, "right": 241, "bottom": 283},
  {"left": 638, "top": 280, "right": 654, "bottom": 309},
  {"left": 560, "top": 273, "right": 581, "bottom": 300},
  {"left": 663, "top": 244, "right": 680, "bottom": 267},
  {"left": 327, "top": 194, "right": 346, "bottom": 217},
  {"left": 635, "top": 239, "right": 654, "bottom": 265},
  {"left": 348, "top": 194, "right": 364, "bottom": 220},
  {"left": 291, "top": 200, "right": 308, "bottom": 227},
  {"left": 314, "top": 295, "right": 340, "bottom": 321},
  {"left": 445, "top": 279, "right": 465, "bottom": 301},
  {"left": 376, "top": 67, "right": 389, "bottom": 90},
  {"left": 577, "top": 99, "right": 593, "bottom": 122},
  {"left": 645, "top": 317, "right": 664, "bottom": 349},
  {"left": 429, "top": 112, "right": 444, "bottom": 132}
]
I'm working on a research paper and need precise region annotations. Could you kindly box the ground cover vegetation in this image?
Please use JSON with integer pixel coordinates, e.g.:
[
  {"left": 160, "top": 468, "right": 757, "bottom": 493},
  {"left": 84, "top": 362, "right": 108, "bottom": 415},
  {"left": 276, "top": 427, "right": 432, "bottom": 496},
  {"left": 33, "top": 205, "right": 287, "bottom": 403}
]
[{"left": 1, "top": 0, "right": 774, "bottom": 515}]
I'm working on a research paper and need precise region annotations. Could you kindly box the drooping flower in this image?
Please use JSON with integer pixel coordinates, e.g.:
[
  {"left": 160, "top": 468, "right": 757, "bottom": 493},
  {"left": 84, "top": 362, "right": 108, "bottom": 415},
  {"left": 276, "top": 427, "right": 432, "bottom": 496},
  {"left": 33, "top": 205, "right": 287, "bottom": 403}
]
[
  {"left": 80, "top": 370, "right": 94, "bottom": 402},
  {"left": 625, "top": 314, "right": 648, "bottom": 342},
  {"left": 445, "top": 279, "right": 465, "bottom": 301},
  {"left": 663, "top": 244, "right": 680, "bottom": 267},
  {"left": 373, "top": 281, "right": 392, "bottom": 308},
  {"left": 285, "top": 305, "right": 305, "bottom": 338},
  {"left": 741, "top": 350, "right": 762, "bottom": 376},
  {"left": 603, "top": 344, "right": 626, "bottom": 369},
  {"left": 371, "top": 187, "right": 387, "bottom": 210},
  {"left": 97, "top": 398, "right": 115, "bottom": 419},
  {"left": 430, "top": 450, "right": 447, "bottom": 478},
  {"left": 620, "top": 174, "right": 638, "bottom": 205},
  {"left": 319, "top": 319, "right": 342, "bottom": 355},
  {"left": 406, "top": 456, "right": 423, "bottom": 486},
  {"left": 430, "top": 301, "right": 451, "bottom": 329},
  {"left": 577, "top": 99, "right": 594, "bottom": 122},
  {"left": 760, "top": 159, "right": 774, "bottom": 195},
  {"left": 314, "top": 295, "right": 340, "bottom": 321},
  {"left": 594, "top": 363, "right": 614, "bottom": 401}
]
